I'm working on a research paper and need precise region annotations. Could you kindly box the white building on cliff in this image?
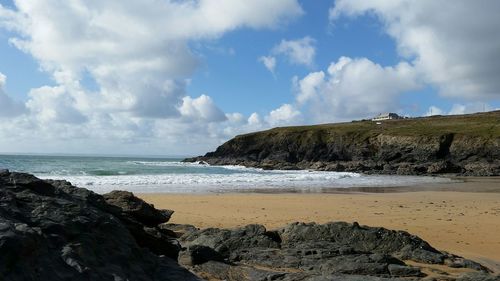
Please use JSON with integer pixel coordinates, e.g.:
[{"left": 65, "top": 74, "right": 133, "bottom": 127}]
[{"left": 371, "top": 113, "right": 403, "bottom": 121}]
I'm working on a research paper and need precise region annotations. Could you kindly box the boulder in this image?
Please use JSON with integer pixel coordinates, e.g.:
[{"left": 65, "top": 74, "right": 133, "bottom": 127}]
[
  {"left": 179, "top": 245, "right": 224, "bottom": 266},
  {"left": 0, "top": 170, "right": 199, "bottom": 281},
  {"left": 103, "top": 190, "right": 174, "bottom": 226},
  {"left": 180, "top": 221, "right": 493, "bottom": 280}
]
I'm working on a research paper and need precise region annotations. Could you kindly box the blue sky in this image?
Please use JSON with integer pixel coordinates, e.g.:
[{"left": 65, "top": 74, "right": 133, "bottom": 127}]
[
  {"left": 188, "top": 1, "right": 400, "bottom": 116},
  {"left": 0, "top": 1, "right": 499, "bottom": 155}
]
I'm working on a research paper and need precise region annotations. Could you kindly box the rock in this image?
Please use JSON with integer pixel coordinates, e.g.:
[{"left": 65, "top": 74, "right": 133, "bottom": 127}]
[
  {"left": 427, "top": 161, "right": 462, "bottom": 174},
  {"left": 456, "top": 272, "right": 500, "bottom": 281},
  {"left": 159, "top": 223, "right": 199, "bottom": 238},
  {"left": 180, "top": 221, "right": 494, "bottom": 280},
  {"left": 463, "top": 162, "right": 500, "bottom": 176},
  {"left": 396, "top": 163, "right": 419, "bottom": 175},
  {"left": 387, "top": 264, "right": 424, "bottom": 277},
  {"left": 324, "top": 162, "right": 345, "bottom": 172},
  {"left": 182, "top": 224, "right": 281, "bottom": 258},
  {"left": 0, "top": 171, "right": 200, "bottom": 281},
  {"left": 444, "top": 256, "right": 490, "bottom": 272},
  {"left": 192, "top": 261, "right": 410, "bottom": 281},
  {"left": 383, "top": 163, "right": 395, "bottom": 173},
  {"left": 103, "top": 190, "right": 174, "bottom": 226},
  {"left": 278, "top": 222, "right": 444, "bottom": 264},
  {"left": 193, "top": 261, "right": 288, "bottom": 281},
  {"left": 178, "top": 245, "right": 224, "bottom": 266}
]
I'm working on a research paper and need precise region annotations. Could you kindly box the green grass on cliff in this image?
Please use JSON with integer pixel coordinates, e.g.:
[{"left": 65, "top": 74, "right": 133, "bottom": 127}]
[{"left": 237, "top": 111, "right": 500, "bottom": 141}]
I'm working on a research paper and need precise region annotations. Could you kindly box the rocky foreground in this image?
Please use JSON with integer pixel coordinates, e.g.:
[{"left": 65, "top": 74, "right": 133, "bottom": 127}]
[
  {"left": 185, "top": 111, "right": 500, "bottom": 176},
  {"left": 1, "top": 170, "right": 499, "bottom": 281}
]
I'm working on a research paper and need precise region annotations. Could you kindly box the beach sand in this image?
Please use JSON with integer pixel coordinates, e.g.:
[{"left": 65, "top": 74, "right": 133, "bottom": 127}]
[{"left": 139, "top": 177, "right": 500, "bottom": 272}]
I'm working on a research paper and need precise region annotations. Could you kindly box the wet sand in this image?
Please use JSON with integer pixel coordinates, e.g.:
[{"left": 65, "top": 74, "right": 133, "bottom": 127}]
[{"left": 139, "top": 177, "right": 500, "bottom": 272}]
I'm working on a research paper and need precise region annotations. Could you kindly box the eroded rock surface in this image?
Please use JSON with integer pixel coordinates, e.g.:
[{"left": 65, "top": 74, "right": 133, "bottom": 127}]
[
  {"left": 0, "top": 170, "right": 200, "bottom": 281},
  {"left": 179, "top": 222, "right": 498, "bottom": 281}
]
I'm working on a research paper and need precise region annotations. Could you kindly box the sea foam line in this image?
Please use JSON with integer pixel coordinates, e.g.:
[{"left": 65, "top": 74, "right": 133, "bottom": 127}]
[{"left": 37, "top": 169, "right": 453, "bottom": 194}]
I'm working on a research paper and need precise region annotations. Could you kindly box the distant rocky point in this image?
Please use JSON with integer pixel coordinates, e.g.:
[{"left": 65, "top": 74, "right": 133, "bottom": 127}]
[
  {"left": 1, "top": 170, "right": 499, "bottom": 280},
  {"left": 185, "top": 111, "right": 500, "bottom": 176}
]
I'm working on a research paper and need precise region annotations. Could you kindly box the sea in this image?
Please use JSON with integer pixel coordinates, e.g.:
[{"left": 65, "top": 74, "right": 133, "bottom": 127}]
[{"left": 0, "top": 154, "right": 454, "bottom": 194}]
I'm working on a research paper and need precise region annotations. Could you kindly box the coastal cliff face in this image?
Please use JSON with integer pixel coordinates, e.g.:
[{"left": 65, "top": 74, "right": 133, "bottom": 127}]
[{"left": 186, "top": 111, "right": 500, "bottom": 176}]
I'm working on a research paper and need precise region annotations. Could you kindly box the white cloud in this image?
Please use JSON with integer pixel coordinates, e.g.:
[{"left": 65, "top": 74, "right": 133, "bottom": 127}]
[
  {"left": 0, "top": 0, "right": 302, "bottom": 120},
  {"left": 225, "top": 112, "right": 245, "bottom": 124},
  {"left": 0, "top": 0, "right": 303, "bottom": 105},
  {"left": 273, "top": 36, "right": 316, "bottom": 67},
  {"left": 0, "top": 0, "right": 303, "bottom": 154},
  {"left": 259, "top": 55, "right": 277, "bottom": 75},
  {"left": 294, "top": 71, "right": 325, "bottom": 105},
  {"left": 179, "top": 95, "right": 227, "bottom": 122},
  {"left": 448, "top": 103, "right": 492, "bottom": 115},
  {"left": 293, "top": 56, "right": 420, "bottom": 123},
  {"left": 26, "top": 85, "right": 87, "bottom": 124},
  {"left": 0, "top": 72, "right": 26, "bottom": 117},
  {"left": 248, "top": 112, "right": 262, "bottom": 126},
  {"left": 265, "top": 103, "right": 302, "bottom": 126},
  {"left": 425, "top": 106, "right": 444, "bottom": 117},
  {"left": 330, "top": 0, "right": 500, "bottom": 100},
  {"left": 426, "top": 103, "right": 492, "bottom": 117}
]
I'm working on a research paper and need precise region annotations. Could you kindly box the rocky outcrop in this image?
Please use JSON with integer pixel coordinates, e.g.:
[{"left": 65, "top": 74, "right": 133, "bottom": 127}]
[
  {"left": 185, "top": 111, "right": 500, "bottom": 176},
  {"left": 177, "top": 222, "right": 498, "bottom": 281},
  {"left": 0, "top": 170, "right": 200, "bottom": 281},
  {"left": 1, "top": 170, "right": 499, "bottom": 280}
]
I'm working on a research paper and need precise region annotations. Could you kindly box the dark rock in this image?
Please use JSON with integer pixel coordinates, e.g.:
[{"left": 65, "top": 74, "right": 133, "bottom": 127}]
[
  {"left": 180, "top": 221, "right": 495, "bottom": 280},
  {"left": 193, "top": 261, "right": 411, "bottom": 281},
  {"left": 463, "top": 162, "right": 500, "bottom": 176},
  {"left": 0, "top": 171, "right": 199, "bottom": 281},
  {"left": 193, "top": 261, "right": 288, "bottom": 281},
  {"left": 278, "top": 222, "right": 443, "bottom": 264},
  {"left": 179, "top": 245, "right": 224, "bottom": 266},
  {"left": 103, "top": 190, "right": 174, "bottom": 226},
  {"left": 387, "top": 264, "right": 424, "bottom": 277},
  {"left": 456, "top": 272, "right": 500, "bottom": 281},
  {"left": 427, "top": 161, "right": 462, "bottom": 174},
  {"left": 444, "top": 256, "right": 490, "bottom": 272},
  {"left": 159, "top": 223, "right": 199, "bottom": 238},
  {"left": 396, "top": 163, "right": 419, "bottom": 175},
  {"left": 182, "top": 224, "right": 281, "bottom": 259}
]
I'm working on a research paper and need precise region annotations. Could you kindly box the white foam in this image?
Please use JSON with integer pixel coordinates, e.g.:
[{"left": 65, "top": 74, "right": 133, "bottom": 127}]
[
  {"left": 38, "top": 167, "right": 454, "bottom": 194},
  {"left": 128, "top": 161, "right": 209, "bottom": 167}
]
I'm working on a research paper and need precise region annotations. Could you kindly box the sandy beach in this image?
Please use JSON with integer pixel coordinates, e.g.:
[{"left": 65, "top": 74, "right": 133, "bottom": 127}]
[{"left": 139, "top": 178, "right": 500, "bottom": 273}]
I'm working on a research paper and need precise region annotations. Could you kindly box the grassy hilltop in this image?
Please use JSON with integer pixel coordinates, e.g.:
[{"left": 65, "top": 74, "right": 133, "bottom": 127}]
[
  {"left": 241, "top": 110, "right": 500, "bottom": 140},
  {"left": 187, "top": 111, "right": 500, "bottom": 176}
]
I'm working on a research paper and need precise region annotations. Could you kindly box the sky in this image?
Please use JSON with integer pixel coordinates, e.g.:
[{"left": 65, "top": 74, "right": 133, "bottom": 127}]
[{"left": 0, "top": 0, "right": 499, "bottom": 156}]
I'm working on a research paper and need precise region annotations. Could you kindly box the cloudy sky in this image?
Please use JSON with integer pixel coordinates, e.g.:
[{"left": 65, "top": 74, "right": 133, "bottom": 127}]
[{"left": 0, "top": 0, "right": 499, "bottom": 156}]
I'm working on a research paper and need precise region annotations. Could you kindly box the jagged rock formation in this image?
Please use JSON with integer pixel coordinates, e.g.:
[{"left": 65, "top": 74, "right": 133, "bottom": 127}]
[
  {"left": 1, "top": 170, "right": 499, "bottom": 280},
  {"left": 185, "top": 111, "right": 500, "bottom": 176},
  {"left": 0, "top": 170, "right": 200, "bottom": 281},
  {"left": 174, "top": 223, "right": 498, "bottom": 281}
]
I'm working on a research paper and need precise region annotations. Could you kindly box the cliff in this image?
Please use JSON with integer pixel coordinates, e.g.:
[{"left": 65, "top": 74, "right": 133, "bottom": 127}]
[{"left": 186, "top": 111, "right": 500, "bottom": 176}]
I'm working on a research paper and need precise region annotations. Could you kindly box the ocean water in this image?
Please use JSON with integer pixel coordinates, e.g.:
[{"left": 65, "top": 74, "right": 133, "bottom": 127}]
[{"left": 0, "top": 154, "right": 454, "bottom": 194}]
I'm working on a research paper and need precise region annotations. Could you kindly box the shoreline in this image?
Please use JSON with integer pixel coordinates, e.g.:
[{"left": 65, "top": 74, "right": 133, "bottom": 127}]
[
  {"left": 214, "top": 176, "right": 500, "bottom": 194},
  {"left": 138, "top": 178, "right": 500, "bottom": 273}
]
